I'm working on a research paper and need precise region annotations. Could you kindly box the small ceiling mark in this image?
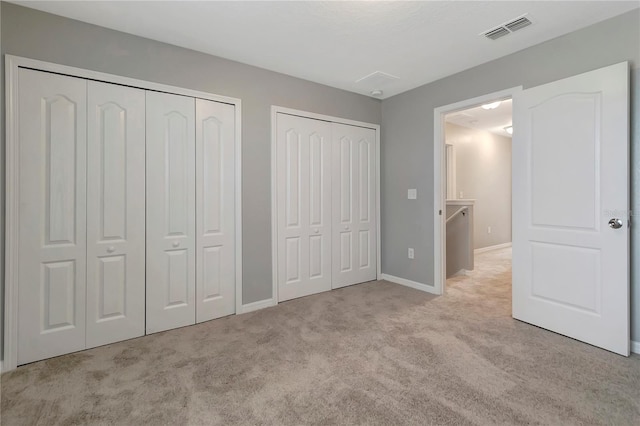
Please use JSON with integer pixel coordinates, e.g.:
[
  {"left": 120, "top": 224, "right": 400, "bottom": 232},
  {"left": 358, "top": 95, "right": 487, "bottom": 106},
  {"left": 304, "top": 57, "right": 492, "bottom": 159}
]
[{"left": 356, "top": 71, "right": 400, "bottom": 88}]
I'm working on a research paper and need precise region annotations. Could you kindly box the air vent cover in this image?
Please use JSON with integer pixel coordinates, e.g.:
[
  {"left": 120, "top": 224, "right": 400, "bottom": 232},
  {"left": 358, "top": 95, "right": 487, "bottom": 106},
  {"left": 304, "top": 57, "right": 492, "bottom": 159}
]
[
  {"left": 481, "top": 14, "right": 533, "bottom": 40},
  {"left": 505, "top": 16, "right": 532, "bottom": 32},
  {"left": 484, "top": 27, "right": 510, "bottom": 40}
]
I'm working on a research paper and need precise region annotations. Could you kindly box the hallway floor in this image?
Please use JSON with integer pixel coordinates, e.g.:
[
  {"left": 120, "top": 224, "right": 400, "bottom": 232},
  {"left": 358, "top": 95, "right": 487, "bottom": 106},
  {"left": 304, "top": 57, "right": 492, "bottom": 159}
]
[{"left": 2, "top": 248, "right": 639, "bottom": 425}]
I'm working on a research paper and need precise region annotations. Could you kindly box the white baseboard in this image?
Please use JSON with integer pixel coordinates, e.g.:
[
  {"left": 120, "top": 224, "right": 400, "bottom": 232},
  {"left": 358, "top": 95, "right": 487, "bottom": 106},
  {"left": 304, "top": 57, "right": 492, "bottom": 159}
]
[
  {"left": 632, "top": 340, "right": 640, "bottom": 355},
  {"left": 239, "top": 298, "right": 277, "bottom": 314},
  {"left": 474, "top": 242, "right": 512, "bottom": 255},
  {"left": 380, "top": 273, "right": 440, "bottom": 295}
]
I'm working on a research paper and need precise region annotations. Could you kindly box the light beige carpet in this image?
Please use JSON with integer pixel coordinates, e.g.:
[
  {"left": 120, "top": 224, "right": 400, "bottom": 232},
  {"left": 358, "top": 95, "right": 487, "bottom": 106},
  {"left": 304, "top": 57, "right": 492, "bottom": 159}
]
[{"left": 2, "top": 248, "right": 639, "bottom": 425}]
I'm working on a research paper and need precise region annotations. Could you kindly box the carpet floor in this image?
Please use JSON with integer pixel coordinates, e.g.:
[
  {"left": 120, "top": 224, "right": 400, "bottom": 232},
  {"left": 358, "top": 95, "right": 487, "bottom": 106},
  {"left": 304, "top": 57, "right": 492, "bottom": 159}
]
[{"left": 1, "top": 248, "right": 639, "bottom": 425}]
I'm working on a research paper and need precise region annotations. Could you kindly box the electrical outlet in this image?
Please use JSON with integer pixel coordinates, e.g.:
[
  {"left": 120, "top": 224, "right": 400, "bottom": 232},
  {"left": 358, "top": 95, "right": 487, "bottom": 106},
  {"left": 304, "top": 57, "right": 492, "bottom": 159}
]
[
  {"left": 487, "top": 226, "right": 492, "bottom": 234},
  {"left": 407, "top": 189, "right": 417, "bottom": 200},
  {"left": 408, "top": 248, "right": 415, "bottom": 259},
  {"left": 459, "top": 191, "right": 464, "bottom": 199}
]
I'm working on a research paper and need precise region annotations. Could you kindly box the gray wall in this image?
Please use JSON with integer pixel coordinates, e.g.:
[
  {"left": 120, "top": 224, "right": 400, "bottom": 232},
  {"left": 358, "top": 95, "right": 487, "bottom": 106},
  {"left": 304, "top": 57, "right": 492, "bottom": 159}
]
[
  {"left": 0, "top": 1, "right": 381, "bottom": 316},
  {"left": 446, "top": 123, "right": 512, "bottom": 250},
  {"left": 381, "top": 9, "right": 640, "bottom": 341}
]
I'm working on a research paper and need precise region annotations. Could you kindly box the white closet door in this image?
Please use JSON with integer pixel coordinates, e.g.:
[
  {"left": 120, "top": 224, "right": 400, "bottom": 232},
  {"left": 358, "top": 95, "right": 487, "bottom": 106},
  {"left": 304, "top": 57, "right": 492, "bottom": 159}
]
[
  {"left": 86, "top": 81, "right": 146, "bottom": 348},
  {"left": 195, "top": 99, "right": 236, "bottom": 322},
  {"left": 17, "top": 69, "right": 87, "bottom": 364},
  {"left": 146, "top": 92, "right": 196, "bottom": 333},
  {"left": 332, "top": 123, "right": 377, "bottom": 288},
  {"left": 277, "top": 113, "right": 332, "bottom": 302}
]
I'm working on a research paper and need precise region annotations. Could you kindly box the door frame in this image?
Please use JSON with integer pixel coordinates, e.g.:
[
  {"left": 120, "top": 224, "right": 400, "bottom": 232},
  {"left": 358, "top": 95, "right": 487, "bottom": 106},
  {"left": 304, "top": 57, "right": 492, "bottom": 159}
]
[
  {"left": 4, "top": 55, "right": 243, "bottom": 372},
  {"left": 432, "top": 86, "right": 522, "bottom": 295},
  {"left": 270, "top": 106, "right": 381, "bottom": 303}
]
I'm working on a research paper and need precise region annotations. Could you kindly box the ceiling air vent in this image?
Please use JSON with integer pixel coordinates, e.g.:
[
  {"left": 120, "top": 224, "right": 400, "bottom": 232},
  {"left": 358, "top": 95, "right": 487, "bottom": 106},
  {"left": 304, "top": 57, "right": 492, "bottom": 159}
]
[
  {"left": 505, "top": 16, "right": 532, "bottom": 32},
  {"left": 484, "top": 27, "right": 510, "bottom": 40},
  {"left": 481, "top": 14, "right": 533, "bottom": 40}
]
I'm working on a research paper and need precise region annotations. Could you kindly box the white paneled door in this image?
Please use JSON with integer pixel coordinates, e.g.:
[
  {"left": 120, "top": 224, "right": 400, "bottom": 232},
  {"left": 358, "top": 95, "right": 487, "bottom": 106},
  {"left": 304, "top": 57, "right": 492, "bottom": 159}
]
[
  {"left": 8, "top": 59, "right": 240, "bottom": 370},
  {"left": 276, "top": 113, "right": 377, "bottom": 302},
  {"left": 17, "top": 69, "right": 88, "bottom": 364},
  {"left": 86, "top": 81, "right": 146, "bottom": 348},
  {"left": 146, "top": 92, "right": 197, "bottom": 333},
  {"left": 331, "top": 123, "right": 377, "bottom": 289},
  {"left": 512, "top": 62, "right": 629, "bottom": 355},
  {"left": 195, "top": 99, "right": 236, "bottom": 322},
  {"left": 276, "top": 113, "right": 333, "bottom": 302}
]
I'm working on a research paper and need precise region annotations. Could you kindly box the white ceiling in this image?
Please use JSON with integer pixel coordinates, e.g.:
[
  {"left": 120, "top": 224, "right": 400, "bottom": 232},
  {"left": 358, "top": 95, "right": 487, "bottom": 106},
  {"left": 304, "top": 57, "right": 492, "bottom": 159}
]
[
  {"left": 446, "top": 99, "right": 513, "bottom": 138},
  {"left": 12, "top": 1, "right": 639, "bottom": 99}
]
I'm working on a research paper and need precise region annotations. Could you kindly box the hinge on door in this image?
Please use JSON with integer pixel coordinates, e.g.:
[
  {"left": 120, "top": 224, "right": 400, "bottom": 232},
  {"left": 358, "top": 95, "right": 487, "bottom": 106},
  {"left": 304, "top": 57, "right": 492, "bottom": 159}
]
[{"left": 439, "top": 210, "right": 442, "bottom": 216}]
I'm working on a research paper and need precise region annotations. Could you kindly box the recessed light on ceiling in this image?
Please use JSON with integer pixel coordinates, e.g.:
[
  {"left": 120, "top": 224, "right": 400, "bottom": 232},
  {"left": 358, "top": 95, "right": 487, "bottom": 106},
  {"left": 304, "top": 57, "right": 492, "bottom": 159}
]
[
  {"left": 370, "top": 89, "right": 384, "bottom": 97},
  {"left": 481, "top": 101, "right": 501, "bottom": 110},
  {"left": 504, "top": 126, "right": 513, "bottom": 135}
]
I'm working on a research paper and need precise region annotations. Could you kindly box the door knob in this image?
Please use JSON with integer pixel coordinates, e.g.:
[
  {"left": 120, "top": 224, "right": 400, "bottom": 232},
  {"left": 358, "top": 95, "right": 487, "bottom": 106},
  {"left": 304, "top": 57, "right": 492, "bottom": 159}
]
[
  {"left": 344, "top": 225, "right": 349, "bottom": 231},
  {"left": 314, "top": 229, "right": 319, "bottom": 234},
  {"left": 608, "top": 218, "right": 623, "bottom": 229},
  {"left": 172, "top": 241, "right": 180, "bottom": 248},
  {"left": 106, "top": 246, "right": 115, "bottom": 253}
]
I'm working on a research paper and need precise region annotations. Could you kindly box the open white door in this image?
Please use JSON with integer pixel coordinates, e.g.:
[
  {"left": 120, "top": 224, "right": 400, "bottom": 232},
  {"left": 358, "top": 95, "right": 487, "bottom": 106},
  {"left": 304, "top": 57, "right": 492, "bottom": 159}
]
[{"left": 512, "top": 62, "right": 629, "bottom": 355}]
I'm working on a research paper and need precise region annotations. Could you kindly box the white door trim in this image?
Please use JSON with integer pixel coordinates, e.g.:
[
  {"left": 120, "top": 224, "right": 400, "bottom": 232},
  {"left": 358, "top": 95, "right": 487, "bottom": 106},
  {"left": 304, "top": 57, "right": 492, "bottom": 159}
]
[
  {"left": 433, "top": 87, "right": 522, "bottom": 295},
  {"left": 270, "top": 106, "right": 381, "bottom": 305},
  {"left": 4, "top": 55, "right": 243, "bottom": 371}
]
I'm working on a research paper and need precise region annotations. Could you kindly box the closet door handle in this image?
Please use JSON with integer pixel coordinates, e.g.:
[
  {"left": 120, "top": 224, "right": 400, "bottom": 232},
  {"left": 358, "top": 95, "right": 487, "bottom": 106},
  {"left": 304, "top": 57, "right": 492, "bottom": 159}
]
[
  {"left": 106, "top": 246, "right": 115, "bottom": 253},
  {"left": 172, "top": 241, "right": 180, "bottom": 248}
]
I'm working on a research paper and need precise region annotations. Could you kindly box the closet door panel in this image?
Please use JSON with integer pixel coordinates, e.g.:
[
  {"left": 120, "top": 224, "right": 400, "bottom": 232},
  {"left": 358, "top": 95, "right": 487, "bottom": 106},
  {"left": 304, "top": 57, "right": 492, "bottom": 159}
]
[
  {"left": 195, "top": 99, "right": 235, "bottom": 323},
  {"left": 86, "top": 81, "right": 146, "bottom": 348},
  {"left": 17, "top": 69, "right": 87, "bottom": 365},
  {"left": 276, "top": 114, "right": 332, "bottom": 302},
  {"left": 146, "top": 92, "right": 196, "bottom": 333},
  {"left": 332, "top": 123, "right": 377, "bottom": 288}
]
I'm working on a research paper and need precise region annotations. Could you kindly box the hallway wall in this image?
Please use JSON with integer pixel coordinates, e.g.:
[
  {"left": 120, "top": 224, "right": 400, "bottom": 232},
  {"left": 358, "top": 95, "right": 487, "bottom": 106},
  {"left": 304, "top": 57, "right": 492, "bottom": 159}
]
[{"left": 446, "top": 123, "right": 512, "bottom": 250}]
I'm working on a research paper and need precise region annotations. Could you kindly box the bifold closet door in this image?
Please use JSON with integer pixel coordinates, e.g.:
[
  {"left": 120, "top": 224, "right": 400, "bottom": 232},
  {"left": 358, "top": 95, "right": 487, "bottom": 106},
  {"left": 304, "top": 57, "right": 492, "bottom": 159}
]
[
  {"left": 195, "top": 99, "right": 236, "bottom": 322},
  {"left": 146, "top": 92, "right": 196, "bottom": 334},
  {"left": 17, "top": 69, "right": 87, "bottom": 364},
  {"left": 332, "top": 123, "right": 377, "bottom": 288},
  {"left": 86, "top": 81, "right": 146, "bottom": 348},
  {"left": 276, "top": 113, "right": 332, "bottom": 302}
]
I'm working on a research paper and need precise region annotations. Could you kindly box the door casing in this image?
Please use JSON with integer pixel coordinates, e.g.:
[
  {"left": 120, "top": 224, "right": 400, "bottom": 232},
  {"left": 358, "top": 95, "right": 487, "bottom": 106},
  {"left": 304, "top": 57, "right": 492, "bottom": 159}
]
[
  {"left": 433, "top": 87, "right": 523, "bottom": 295},
  {"left": 270, "top": 106, "right": 381, "bottom": 304}
]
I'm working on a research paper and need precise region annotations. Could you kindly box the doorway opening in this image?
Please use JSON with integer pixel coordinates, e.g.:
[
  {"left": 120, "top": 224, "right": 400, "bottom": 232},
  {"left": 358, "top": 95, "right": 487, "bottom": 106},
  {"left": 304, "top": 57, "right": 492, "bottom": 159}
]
[
  {"left": 443, "top": 98, "right": 513, "bottom": 298},
  {"left": 432, "top": 87, "right": 521, "bottom": 296}
]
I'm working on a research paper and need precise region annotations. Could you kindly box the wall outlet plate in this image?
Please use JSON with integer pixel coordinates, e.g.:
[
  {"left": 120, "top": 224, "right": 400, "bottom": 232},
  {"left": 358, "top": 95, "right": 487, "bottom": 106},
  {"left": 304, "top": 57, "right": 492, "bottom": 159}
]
[
  {"left": 408, "top": 248, "right": 415, "bottom": 259},
  {"left": 408, "top": 189, "right": 417, "bottom": 199}
]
